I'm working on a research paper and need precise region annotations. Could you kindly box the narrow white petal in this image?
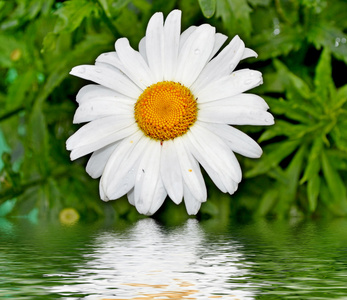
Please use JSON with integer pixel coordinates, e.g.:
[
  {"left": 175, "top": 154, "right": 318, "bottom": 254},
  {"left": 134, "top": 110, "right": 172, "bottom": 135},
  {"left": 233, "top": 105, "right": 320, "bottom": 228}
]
[
  {"left": 188, "top": 123, "right": 242, "bottom": 183},
  {"left": 146, "top": 12, "right": 164, "bottom": 82},
  {"left": 175, "top": 24, "right": 216, "bottom": 87},
  {"left": 174, "top": 136, "right": 207, "bottom": 202},
  {"left": 67, "top": 119, "right": 138, "bottom": 160},
  {"left": 208, "top": 123, "right": 263, "bottom": 158},
  {"left": 160, "top": 139, "right": 183, "bottom": 204},
  {"left": 192, "top": 35, "right": 245, "bottom": 93},
  {"left": 95, "top": 52, "right": 123, "bottom": 71},
  {"left": 178, "top": 26, "right": 196, "bottom": 51},
  {"left": 163, "top": 9, "right": 181, "bottom": 81},
  {"left": 76, "top": 84, "right": 124, "bottom": 104},
  {"left": 208, "top": 32, "right": 228, "bottom": 61},
  {"left": 70, "top": 65, "right": 142, "bottom": 99},
  {"left": 241, "top": 48, "right": 258, "bottom": 60},
  {"left": 198, "top": 105, "right": 274, "bottom": 126},
  {"left": 73, "top": 99, "right": 132, "bottom": 123},
  {"left": 196, "top": 69, "right": 263, "bottom": 103},
  {"left": 99, "top": 180, "right": 108, "bottom": 201},
  {"left": 86, "top": 142, "right": 119, "bottom": 179},
  {"left": 183, "top": 183, "right": 202, "bottom": 215},
  {"left": 138, "top": 37, "right": 147, "bottom": 62},
  {"left": 185, "top": 136, "right": 227, "bottom": 193},
  {"left": 134, "top": 140, "right": 162, "bottom": 215},
  {"left": 199, "top": 93, "right": 269, "bottom": 110},
  {"left": 102, "top": 132, "right": 147, "bottom": 200},
  {"left": 148, "top": 177, "right": 167, "bottom": 215},
  {"left": 115, "top": 38, "right": 155, "bottom": 89},
  {"left": 67, "top": 115, "right": 134, "bottom": 149},
  {"left": 127, "top": 189, "right": 135, "bottom": 205}
]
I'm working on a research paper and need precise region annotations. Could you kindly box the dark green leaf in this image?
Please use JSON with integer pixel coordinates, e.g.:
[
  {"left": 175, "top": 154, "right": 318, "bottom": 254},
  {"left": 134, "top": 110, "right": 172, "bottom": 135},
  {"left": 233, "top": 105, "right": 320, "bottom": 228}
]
[
  {"left": 321, "top": 150, "right": 347, "bottom": 212},
  {"left": 307, "top": 174, "right": 320, "bottom": 212},
  {"left": 54, "top": 0, "right": 100, "bottom": 33},
  {"left": 314, "top": 48, "right": 336, "bottom": 104},
  {"left": 300, "top": 138, "right": 323, "bottom": 184},
  {"left": 245, "top": 139, "right": 301, "bottom": 178},
  {"left": 307, "top": 22, "right": 347, "bottom": 64}
]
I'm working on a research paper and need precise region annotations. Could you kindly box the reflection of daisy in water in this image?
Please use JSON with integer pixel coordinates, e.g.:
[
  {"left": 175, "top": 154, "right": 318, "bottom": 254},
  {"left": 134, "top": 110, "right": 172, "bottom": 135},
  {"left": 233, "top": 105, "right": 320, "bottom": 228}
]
[{"left": 66, "top": 10, "right": 274, "bottom": 215}]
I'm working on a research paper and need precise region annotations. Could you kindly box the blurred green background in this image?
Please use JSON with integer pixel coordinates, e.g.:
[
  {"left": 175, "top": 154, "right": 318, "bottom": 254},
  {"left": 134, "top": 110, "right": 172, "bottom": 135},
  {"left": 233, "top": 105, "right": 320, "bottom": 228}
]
[{"left": 0, "top": 0, "right": 346, "bottom": 224}]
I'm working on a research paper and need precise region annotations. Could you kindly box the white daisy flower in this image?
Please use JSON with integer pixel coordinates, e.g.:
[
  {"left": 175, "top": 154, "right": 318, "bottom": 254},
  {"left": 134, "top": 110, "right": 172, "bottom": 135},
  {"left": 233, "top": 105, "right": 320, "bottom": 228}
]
[{"left": 67, "top": 10, "right": 274, "bottom": 216}]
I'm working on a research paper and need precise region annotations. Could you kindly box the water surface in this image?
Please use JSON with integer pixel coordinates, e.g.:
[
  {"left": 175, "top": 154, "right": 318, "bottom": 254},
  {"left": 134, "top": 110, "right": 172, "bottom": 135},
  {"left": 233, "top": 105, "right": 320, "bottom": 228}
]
[{"left": 1, "top": 217, "right": 347, "bottom": 299}]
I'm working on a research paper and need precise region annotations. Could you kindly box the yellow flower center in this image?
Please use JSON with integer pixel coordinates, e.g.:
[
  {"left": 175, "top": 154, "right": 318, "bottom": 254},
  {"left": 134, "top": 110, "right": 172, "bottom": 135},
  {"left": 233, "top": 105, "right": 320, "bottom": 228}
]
[{"left": 134, "top": 81, "right": 198, "bottom": 141}]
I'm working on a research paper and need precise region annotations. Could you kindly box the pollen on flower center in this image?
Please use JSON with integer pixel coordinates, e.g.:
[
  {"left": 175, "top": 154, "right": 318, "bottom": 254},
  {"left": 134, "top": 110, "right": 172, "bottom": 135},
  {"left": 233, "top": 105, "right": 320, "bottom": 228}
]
[{"left": 134, "top": 81, "right": 198, "bottom": 141}]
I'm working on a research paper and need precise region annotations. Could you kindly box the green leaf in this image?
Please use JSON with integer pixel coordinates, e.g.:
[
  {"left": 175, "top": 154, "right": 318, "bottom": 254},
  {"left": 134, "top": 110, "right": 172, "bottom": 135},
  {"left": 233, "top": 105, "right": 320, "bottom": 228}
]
[
  {"left": 26, "top": 101, "right": 50, "bottom": 177},
  {"left": 245, "top": 139, "right": 301, "bottom": 178},
  {"left": 255, "top": 188, "right": 279, "bottom": 217},
  {"left": 335, "top": 84, "right": 347, "bottom": 109},
  {"left": 307, "top": 22, "right": 347, "bottom": 64},
  {"left": 248, "top": 0, "right": 270, "bottom": 6},
  {"left": 226, "top": 0, "right": 252, "bottom": 36},
  {"left": 38, "top": 33, "right": 114, "bottom": 106},
  {"left": 216, "top": 0, "right": 252, "bottom": 37},
  {"left": 54, "top": 0, "right": 100, "bottom": 33},
  {"left": 251, "top": 26, "right": 303, "bottom": 60},
  {"left": 321, "top": 150, "right": 347, "bottom": 212},
  {"left": 300, "top": 138, "right": 324, "bottom": 184},
  {"left": 273, "top": 60, "right": 313, "bottom": 101},
  {"left": 264, "top": 97, "right": 315, "bottom": 125},
  {"left": 314, "top": 48, "right": 336, "bottom": 104},
  {"left": 307, "top": 174, "right": 320, "bottom": 212},
  {"left": 198, "top": 0, "right": 216, "bottom": 18},
  {"left": 259, "top": 119, "right": 308, "bottom": 142},
  {"left": 5, "top": 69, "right": 37, "bottom": 111}
]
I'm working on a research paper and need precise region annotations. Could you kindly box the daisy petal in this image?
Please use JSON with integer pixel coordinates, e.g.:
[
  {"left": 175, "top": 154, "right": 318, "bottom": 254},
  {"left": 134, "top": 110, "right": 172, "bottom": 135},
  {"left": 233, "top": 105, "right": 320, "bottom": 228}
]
[
  {"left": 199, "top": 93, "right": 269, "bottom": 110},
  {"left": 86, "top": 142, "right": 119, "bottom": 179},
  {"left": 196, "top": 69, "right": 263, "bottom": 103},
  {"left": 174, "top": 136, "right": 207, "bottom": 202},
  {"left": 138, "top": 37, "right": 147, "bottom": 62},
  {"left": 209, "top": 33, "right": 228, "bottom": 61},
  {"left": 115, "top": 38, "right": 155, "bottom": 89},
  {"left": 73, "top": 99, "right": 132, "bottom": 123},
  {"left": 183, "top": 183, "right": 203, "bottom": 215},
  {"left": 76, "top": 84, "right": 124, "bottom": 104},
  {"left": 146, "top": 12, "right": 164, "bottom": 82},
  {"left": 99, "top": 180, "right": 108, "bottom": 201},
  {"left": 163, "top": 9, "right": 181, "bottom": 81},
  {"left": 127, "top": 188, "right": 135, "bottom": 206},
  {"left": 102, "top": 132, "right": 147, "bottom": 200},
  {"left": 175, "top": 24, "right": 216, "bottom": 87},
  {"left": 160, "top": 140, "right": 183, "bottom": 204},
  {"left": 209, "top": 123, "right": 263, "bottom": 158},
  {"left": 67, "top": 117, "right": 138, "bottom": 160},
  {"left": 188, "top": 123, "right": 242, "bottom": 183},
  {"left": 198, "top": 105, "right": 274, "bottom": 126},
  {"left": 70, "top": 65, "right": 142, "bottom": 98},
  {"left": 134, "top": 140, "right": 162, "bottom": 215},
  {"left": 148, "top": 177, "right": 167, "bottom": 215},
  {"left": 192, "top": 35, "right": 244, "bottom": 92},
  {"left": 95, "top": 52, "right": 123, "bottom": 71},
  {"left": 178, "top": 26, "right": 196, "bottom": 51},
  {"left": 67, "top": 115, "right": 134, "bottom": 149},
  {"left": 242, "top": 48, "right": 258, "bottom": 60}
]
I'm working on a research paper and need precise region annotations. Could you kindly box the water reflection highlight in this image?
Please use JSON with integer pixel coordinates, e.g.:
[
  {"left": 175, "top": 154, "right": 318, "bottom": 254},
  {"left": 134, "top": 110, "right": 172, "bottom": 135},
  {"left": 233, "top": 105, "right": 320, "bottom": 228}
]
[{"left": 47, "top": 219, "right": 254, "bottom": 299}]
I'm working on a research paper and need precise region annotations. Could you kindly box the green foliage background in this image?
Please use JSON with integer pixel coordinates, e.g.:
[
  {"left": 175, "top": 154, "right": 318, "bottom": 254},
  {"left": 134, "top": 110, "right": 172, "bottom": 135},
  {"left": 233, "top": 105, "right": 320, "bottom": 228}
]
[{"left": 0, "top": 0, "right": 346, "bottom": 222}]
